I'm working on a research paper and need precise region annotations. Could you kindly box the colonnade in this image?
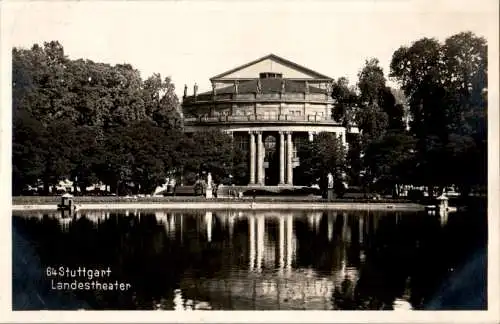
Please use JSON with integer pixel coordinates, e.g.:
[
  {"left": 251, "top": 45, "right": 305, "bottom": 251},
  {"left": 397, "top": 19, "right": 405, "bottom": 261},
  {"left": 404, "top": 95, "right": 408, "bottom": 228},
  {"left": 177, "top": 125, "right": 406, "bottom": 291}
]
[
  {"left": 246, "top": 130, "right": 345, "bottom": 186},
  {"left": 248, "top": 131, "right": 295, "bottom": 186}
]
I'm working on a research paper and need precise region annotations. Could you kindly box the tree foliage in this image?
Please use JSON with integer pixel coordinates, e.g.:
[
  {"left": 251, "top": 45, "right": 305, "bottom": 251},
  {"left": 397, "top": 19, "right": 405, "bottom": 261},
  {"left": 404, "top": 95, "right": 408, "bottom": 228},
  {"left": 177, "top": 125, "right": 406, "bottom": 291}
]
[
  {"left": 328, "top": 31, "right": 486, "bottom": 195},
  {"left": 12, "top": 41, "right": 232, "bottom": 195},
  {"left": 297, "top": 132, "right": 346, "bottom": 193},
  {"left": 389, "top": 31, "right": 487, "bottom": 193}
]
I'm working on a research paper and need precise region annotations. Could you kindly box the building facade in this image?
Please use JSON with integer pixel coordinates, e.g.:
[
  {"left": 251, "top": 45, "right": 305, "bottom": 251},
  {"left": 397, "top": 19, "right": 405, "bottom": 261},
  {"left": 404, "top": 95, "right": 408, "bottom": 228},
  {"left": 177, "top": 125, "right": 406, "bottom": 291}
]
[{"left": 182, "top": 54, "right": 357, "bottom": 186}]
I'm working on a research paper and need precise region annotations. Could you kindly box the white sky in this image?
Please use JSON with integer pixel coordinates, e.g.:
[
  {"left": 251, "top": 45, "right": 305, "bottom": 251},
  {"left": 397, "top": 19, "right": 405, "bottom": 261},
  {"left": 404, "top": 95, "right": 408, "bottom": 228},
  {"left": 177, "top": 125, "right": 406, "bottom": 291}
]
[{"left": 2, "top": 0, "right": 498, "bottom": 99}]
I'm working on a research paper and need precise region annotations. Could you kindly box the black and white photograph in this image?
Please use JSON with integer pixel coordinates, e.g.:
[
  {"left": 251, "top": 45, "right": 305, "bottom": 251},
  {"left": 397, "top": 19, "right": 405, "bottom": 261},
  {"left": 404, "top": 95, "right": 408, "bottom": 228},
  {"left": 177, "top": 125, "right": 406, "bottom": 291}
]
[{"left": 1, "top": 0, "right": 498, "bottom": 322}]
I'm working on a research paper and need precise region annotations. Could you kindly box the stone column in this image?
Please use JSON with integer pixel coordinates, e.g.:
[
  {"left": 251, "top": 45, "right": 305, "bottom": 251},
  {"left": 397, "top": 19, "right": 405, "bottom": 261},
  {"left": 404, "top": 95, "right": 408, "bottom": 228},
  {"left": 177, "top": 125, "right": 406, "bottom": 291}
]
[
  {"left": 279, "top": 131, "right": 285, "bottom": 185},
  {"left": 286, "top": 132, "right": 293, "bottom": 185},
  {"left": 249, "top": 132, "right": 256, "bottom": 185},
  {"left": 257, "top": 132, "right": 264, "bottom": 185},
  {"left": 308, "top": 131, "right": 315, "bottom": 142}
]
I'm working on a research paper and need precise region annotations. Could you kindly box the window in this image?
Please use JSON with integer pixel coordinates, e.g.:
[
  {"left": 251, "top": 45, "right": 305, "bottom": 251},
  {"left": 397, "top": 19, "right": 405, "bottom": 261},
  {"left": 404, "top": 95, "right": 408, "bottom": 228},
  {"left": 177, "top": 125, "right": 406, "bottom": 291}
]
[
  {"left": 264, "top": 135, "right": 277, "bottom": 161},
  {"left": 235, "top": 136, "right": 249, "bottom": 152},
  {"left": 294, "top": 136, "right": 308, "bottom": 157},
  {"left": 259, "top": 72, "right": 283, "bottom": 79}
]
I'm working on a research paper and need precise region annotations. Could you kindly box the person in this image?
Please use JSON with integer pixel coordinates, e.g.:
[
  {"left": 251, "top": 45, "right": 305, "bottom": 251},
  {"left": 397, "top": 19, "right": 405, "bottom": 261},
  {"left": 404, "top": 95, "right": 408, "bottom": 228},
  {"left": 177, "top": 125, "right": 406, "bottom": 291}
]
[
  {"left": 169, "top": 178, "right": 177, "bottom": 197},
  {"left": 213, "top": 183, "right": 218, "bottom": 198}
]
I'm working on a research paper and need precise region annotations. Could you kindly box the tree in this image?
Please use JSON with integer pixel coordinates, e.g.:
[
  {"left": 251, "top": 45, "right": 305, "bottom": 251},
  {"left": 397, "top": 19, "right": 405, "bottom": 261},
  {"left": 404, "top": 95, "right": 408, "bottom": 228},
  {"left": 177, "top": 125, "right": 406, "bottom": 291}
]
[
  {"left": 142, "top": 74, "right": 182, "bottom": 129},
  {"left": 180, "top": 130, "right": 235, "bottom": 184},
  {"left": 43, "top": 118, "right": 80, "bottom": 194},
  {"left": 231, "top": 145, "right": 249, "bottom": 186},
  {"left": 356, "top": 58, "right": 392, "bottom": 141},
  {"left": 442, "top": 32, "right": 487, "bottom": 136},
  {"left": 297, "top": 132, "right": 346, "bottom": 195},
  {"left": 390, "top": 37, "right": 447, "bottom": 140},
  {"left": 331, "top": 77, "right": 358, "bottom": 127},
  {"left": 390, "top": 32, "right": 488, "bottom": 191},
  {"left": 12, "top": 109, "right": 48, "bottom": 194},
  {"left": 12, "top": 41, "right": 74, "bottom": 126},
  {"left": 363, "top": 132, "right": 417, "bottom": 195},
  {"left": 12, "top": 41, "right": 186, "bottom": 195},
  {"left": 68, "top": 125, "right": 104, "bottom": 194}
]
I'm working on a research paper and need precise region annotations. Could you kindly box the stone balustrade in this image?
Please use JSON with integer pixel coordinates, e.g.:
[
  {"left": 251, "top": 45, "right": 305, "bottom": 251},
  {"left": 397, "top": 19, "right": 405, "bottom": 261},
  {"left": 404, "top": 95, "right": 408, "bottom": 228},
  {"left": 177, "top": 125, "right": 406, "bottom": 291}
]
[
  {"left": 183, "top": 92, "right": 333, "bottom": 104},
  {"left": 184, "top": 114, "right": 340, "bottom": 125}
]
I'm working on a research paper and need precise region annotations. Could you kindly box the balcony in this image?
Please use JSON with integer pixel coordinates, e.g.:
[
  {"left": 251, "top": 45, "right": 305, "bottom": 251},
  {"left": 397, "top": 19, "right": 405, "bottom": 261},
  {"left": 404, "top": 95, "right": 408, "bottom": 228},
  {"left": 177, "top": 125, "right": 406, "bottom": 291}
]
[
  {"left": 183, "top": 92, "right": 332, "bottom": 105},
  {"left": 183, "top": 114, "right": 342, "bottom": 126}
]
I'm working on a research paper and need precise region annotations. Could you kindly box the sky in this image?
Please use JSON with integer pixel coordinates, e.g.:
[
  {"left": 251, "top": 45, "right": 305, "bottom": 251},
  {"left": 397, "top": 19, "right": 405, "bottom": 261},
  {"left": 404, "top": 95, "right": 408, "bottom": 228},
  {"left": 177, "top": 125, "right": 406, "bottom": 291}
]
[{"left": 2, "top": 0, "right": 498, "bottom": 99}]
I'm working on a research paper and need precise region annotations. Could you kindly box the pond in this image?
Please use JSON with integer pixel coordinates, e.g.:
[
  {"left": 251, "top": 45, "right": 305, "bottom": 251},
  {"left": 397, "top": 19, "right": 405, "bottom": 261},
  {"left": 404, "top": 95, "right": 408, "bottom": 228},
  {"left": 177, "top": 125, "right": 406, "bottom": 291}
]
[{"left": 12, "top": 208, "right": 487, "bottom": 310}]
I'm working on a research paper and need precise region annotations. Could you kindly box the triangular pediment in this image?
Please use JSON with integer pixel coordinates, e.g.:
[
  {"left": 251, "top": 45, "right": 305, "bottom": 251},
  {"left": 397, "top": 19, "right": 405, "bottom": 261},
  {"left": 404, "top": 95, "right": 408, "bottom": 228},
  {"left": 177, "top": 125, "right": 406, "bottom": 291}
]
[{"left": 210, "top": 54, "right": 332, "bottom": 80}]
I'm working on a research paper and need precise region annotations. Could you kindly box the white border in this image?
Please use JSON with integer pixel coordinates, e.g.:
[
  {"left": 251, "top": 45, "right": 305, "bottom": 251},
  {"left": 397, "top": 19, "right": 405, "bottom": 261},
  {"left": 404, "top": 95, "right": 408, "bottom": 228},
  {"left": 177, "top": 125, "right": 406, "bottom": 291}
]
[{"left": 1, "top": 0, "right": 499, "bottom": 323}]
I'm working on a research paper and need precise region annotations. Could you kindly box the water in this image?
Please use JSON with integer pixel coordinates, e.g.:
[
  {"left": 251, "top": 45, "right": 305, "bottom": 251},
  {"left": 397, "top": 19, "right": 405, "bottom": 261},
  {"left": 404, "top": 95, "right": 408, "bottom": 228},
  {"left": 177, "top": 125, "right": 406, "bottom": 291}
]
[{"left": 12, "top": 208, "right": 487, "bottom": 310}]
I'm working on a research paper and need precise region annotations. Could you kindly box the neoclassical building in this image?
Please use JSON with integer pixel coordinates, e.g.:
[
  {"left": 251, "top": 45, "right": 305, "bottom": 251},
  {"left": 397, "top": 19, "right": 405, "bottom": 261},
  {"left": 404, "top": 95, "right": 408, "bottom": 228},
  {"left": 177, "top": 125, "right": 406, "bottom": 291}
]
[{"left": 182, "top": 54, "right": 357, "bottom": 186}]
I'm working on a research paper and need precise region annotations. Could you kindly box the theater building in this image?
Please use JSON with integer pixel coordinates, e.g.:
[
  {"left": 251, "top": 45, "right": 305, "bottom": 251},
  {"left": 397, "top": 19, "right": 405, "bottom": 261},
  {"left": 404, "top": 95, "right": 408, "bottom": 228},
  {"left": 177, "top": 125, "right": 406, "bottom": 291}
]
[{"left": 182, "top": 54, "right": 357, "bottom": 186}]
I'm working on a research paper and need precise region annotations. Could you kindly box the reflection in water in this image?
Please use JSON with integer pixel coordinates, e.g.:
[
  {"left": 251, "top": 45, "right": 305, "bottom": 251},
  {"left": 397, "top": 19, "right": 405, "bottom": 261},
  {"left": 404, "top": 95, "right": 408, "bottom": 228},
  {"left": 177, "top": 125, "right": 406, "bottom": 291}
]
[
  {"left": 206, "top": 212, "right": 212, "bottom": 243},
  {"left": 13, "top": 207, "right": 486, "bottom": 311}
]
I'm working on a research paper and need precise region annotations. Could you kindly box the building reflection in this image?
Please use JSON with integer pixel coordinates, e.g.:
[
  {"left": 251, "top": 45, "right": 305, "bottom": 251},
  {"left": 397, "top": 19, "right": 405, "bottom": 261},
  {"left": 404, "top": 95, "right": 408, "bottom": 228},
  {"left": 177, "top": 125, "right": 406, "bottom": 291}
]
[
  {"left": 174, "top": 210, "right": 371, "bottom": 309},
  {"left": 246, "top": 212, "right": 295, "bottom": 274}
]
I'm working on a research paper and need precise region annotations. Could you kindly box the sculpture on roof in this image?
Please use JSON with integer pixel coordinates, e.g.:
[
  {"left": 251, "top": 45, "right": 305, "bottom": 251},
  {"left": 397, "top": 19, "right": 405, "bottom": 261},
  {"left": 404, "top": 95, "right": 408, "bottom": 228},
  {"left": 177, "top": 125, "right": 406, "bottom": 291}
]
[
  {"left": 194, "top": 83, "right": 198, "bottom": 96},
  {"left": 212, "top": 82, "right": 217, "bottom": 96},
  {"left": 234, "top": 80, "right": 239, "bottom": 94},
  {"left": 256, "top": 79, "right": 262, "bottom": 94},
  {"left": 183, "top": 84, "right": 188, "bottom": 98},
  {"left": 325, "top": 82, "right": 332, "bottom": 95}
]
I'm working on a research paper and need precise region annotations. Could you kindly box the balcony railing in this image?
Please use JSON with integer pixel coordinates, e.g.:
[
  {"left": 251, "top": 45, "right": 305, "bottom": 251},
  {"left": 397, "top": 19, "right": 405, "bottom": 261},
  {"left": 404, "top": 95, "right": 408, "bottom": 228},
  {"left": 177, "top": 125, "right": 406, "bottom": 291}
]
[
  {"left": 184, "top": 114, "right": 341, "bottom": 125},
  {"left": 183, "top": 92, "right": 332, "bottom": 104}
]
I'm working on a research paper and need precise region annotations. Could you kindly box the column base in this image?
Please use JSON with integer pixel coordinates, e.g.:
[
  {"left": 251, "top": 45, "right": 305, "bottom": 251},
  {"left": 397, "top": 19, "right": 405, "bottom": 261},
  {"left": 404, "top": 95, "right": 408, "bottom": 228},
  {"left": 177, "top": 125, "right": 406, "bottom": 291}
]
[
  {"left": 278, "top": 183, "right": 293, "bottom": 187},
  {"left": 247, "top": 183, "right": 264, "bottom": 187}
]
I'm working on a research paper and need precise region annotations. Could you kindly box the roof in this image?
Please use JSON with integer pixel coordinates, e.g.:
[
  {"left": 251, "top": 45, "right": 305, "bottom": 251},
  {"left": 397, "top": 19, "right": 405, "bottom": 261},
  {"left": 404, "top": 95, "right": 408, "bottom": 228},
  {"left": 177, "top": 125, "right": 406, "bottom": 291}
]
[
  {"left": 210, "top": 54, "right": 332, "bottom": 81},
  {"left": 191, "top": 79, "right": 327, "bottom": 101}
]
